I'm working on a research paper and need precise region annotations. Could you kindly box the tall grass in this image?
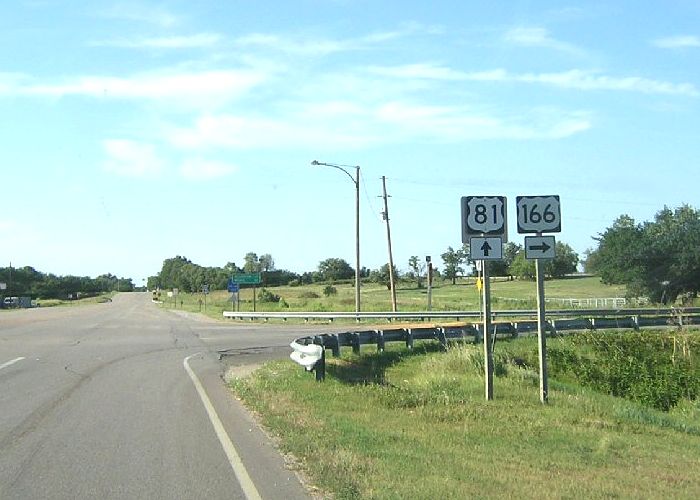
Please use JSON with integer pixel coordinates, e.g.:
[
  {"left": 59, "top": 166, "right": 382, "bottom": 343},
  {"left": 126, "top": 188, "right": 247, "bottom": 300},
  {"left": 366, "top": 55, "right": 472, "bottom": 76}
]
[{"left": 232, "top": 336, "right": 700, "bottom": 499}]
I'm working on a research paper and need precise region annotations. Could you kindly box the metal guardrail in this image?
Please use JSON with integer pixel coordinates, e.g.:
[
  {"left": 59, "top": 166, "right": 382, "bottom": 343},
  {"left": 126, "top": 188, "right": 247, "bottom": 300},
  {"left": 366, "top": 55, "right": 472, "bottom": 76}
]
[
  {"left": 225, "top": 307, "right": 700, "bottom": 322},
  {"left": 287, "top": 310, "right": 700, "bottom": 381}
]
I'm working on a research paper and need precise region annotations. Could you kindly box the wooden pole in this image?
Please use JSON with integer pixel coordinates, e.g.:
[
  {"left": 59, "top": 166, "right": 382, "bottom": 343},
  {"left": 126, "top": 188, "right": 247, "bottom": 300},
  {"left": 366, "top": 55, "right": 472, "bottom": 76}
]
[
  {"left": 355, "top": 167, "right": 361, "bottom": 314},
  {"left": 381, "top": 176, "right": 398, "bottom": 312}
]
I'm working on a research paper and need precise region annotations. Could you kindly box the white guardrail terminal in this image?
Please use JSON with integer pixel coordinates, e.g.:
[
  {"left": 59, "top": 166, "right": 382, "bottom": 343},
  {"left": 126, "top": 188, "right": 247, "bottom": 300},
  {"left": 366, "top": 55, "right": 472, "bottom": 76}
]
[{"left": 289, "top": 341, "right": 326, "bottom": 381}]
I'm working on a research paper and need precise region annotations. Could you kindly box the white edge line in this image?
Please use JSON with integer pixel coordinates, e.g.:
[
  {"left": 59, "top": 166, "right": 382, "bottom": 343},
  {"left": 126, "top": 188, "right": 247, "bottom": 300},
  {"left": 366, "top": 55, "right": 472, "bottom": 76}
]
[
  {"left": 0, "top": 357, "right": 26, "bottom": 371},
  {"left": 183, "top": 354, "right": 263, "bottom": 500}
]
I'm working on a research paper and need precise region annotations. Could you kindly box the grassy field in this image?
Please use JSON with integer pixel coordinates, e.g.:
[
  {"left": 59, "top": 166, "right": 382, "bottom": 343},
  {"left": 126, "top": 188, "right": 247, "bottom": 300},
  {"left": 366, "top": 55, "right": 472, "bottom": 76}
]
[
  {"left": 23, "top": 293, "right": 116, "bottom": 308},
  {"left": 159, "top": 276, "right": 629, "bottom": 321},
  {"left": 232, "top": 335, "right": 700, "bottom": 499}
]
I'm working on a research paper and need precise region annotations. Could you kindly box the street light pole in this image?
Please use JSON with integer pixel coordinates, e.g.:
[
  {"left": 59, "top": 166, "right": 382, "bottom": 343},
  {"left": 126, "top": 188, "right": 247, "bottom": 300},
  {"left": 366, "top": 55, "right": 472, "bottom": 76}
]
[{"left": 312, "top": 160, "right": 361, "bottom": 313}]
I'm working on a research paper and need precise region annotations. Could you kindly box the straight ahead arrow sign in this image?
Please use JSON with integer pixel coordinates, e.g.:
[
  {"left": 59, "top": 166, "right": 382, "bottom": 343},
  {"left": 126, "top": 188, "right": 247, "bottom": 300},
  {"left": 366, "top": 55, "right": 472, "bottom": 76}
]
[{"left": 469, "top": 237, "right": 503, "bottom": 260}]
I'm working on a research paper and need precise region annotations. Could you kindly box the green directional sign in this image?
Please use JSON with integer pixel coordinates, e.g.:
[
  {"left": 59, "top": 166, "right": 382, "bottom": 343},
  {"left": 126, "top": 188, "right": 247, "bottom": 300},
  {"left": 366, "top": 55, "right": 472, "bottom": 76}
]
[{"left": 233, "top": 273, "right": 261, "bottom": 284}]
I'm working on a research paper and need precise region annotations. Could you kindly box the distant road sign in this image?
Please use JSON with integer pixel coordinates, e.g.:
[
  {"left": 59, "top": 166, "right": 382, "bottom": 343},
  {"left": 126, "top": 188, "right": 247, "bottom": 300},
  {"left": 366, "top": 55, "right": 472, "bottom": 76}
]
[
  {"left": 516, "top": 195, "right": 561, "bottom": 233},
  {"left": 202, "top": 284, "right": 209, "bottom": 294},
  {"left": 525, "top": 235, "right": 556, "bottom": 260},
  {"left": 233, "top": 273, "right": 261, "bottom": 285},
  {"left": 461, "top": 196, "right": 508, "bottom": 242},
  {"left": 227, "top": 281, "right": 240, "bottom": 293},
  {"left": 469, "top": 237, "right": 503, "bottom": 260}
]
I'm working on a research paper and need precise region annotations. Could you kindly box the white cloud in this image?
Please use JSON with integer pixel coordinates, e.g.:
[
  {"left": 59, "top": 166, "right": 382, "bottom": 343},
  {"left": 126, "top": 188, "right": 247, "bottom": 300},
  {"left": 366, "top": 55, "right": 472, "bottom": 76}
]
[
  {"left": 233, "top": 24, "right": 441, "bottom": 57},
  {"left": 652, "top": 35, "right": 700, "bottom": 49},
  {"left": 102, "top": 139, "right": 164, "bottom": 177},
  {"left": 504, "top": 27, "right": 585, "bottom": 56},
  {"left": 99, "top": 4, "right": 179, "bottom": 27},
  {"left": 367, "top": 63, "right": 470, "bottom": 81},
  {"left": 180, "top": 159, "right": 237, "bottom": 180},
  {"left": 375, "top": 102, "right": 591, "bottom": 141},
  {"left": 93, "top": 33, "right": 223, "bottom": 49},
  {"left": 515, "top": 70, "right": 698, "bottom": 96},
  {"left": 165, "top": 99, "right": 591, "bottom": 152},
  {"left": 166, "top": 113, "right": 379, "bottom": 151},
  {"left": 3, "top": 69, "right": 267, "bottom": 109},
  {"left": 366, "top": 64, "right": 698, "bottom": 97}
]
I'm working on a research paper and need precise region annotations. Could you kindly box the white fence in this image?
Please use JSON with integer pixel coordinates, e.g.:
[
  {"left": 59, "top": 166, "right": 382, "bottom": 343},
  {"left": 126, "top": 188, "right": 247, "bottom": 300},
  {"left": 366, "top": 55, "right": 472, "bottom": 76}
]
[{"left": 545, "top": 297, "right": 649, "bottom": 308}]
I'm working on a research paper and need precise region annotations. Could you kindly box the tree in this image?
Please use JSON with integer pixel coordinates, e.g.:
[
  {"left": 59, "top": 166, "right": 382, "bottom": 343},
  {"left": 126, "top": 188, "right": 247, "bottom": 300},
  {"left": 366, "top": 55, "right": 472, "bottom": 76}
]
[
  {"left": 507, "top": 241, "right": 578, "bottom": 280},
  {"left": 509, "top": 250, "right": 536, "bottom": 280},
  {"left": 259, "top": 254, "right": 275, "bottom": 272},
  {"left": 589, "top": 206, "right": 700, "bottom": 303},
  {"left": 317, "top": 258, "right": 354, "bottom": 282},
  {"left": 490, "top": 242, "right": 522, "bottom": 278},
  {"left": 407, "top": 255, "right": 425, "bottom": 288},
  {"left": 547, "top": 242, "right": 579, "bottom": 278},
  {"left": 243, "top": 252, "right": 260, "bottom": 273},
  {"left": 589, "top": 215, "right": 645, "bottom": 286},
  {"left": 370, "top": 263, "right": 401, "bottom": 290},
  {"left": 441, "top": 246, "right": 466, "bottom": 285}
]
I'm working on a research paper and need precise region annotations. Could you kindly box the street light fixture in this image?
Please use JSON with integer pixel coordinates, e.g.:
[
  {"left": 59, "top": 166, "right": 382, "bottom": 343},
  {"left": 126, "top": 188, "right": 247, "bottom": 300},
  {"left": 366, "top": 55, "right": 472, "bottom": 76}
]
[{"left": 311, "top": 160, "right": 361, "bottom": 313}]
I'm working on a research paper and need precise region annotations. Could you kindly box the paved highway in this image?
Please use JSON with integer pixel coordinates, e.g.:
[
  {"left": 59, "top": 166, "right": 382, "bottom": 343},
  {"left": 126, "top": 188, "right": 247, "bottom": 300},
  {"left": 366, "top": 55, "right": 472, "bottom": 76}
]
[{"left": 0, "top": 293, "right": 324, "bottom": 499}]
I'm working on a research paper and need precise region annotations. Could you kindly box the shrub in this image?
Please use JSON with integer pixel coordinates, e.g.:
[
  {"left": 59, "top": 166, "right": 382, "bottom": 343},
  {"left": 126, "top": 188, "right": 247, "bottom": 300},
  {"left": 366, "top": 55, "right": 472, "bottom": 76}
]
[
  {"left": 323, "top": 285, "right": 338, "bottom": 297},
  {"left": 545, "top": 331, "right": 699, "bottom": 412},
  {"left": 257, "top": 288, "right": 281, "bottom": 303},
  {"left": 299, "top": 291, "right": 320, "bottom": 299}
]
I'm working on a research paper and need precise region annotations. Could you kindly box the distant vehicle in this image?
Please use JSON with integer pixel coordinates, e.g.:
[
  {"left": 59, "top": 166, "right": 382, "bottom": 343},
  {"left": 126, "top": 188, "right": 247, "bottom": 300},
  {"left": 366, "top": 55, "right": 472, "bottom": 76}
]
[
  {"left": 3, "top": 297, "right": 20, "bottom": 307},
  {"left": 2, "top": 296, "right": 33, "bottom": 308}
]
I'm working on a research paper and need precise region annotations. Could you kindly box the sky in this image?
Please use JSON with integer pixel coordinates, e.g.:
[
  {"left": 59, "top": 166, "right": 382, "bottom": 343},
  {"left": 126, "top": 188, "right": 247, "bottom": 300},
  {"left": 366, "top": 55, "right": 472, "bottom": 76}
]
[{"left": 1, "top": 0, "right": 699, "bottom": 286}]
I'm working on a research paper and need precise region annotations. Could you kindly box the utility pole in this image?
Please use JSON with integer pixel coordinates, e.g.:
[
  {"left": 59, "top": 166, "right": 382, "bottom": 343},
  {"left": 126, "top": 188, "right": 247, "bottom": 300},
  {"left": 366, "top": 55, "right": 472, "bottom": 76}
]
[
  {"left": 426, "top": 256, "right": 433, "bottom": 312},
  {"left": 380, "top": 176, "right": 398, "bottom": 312}
]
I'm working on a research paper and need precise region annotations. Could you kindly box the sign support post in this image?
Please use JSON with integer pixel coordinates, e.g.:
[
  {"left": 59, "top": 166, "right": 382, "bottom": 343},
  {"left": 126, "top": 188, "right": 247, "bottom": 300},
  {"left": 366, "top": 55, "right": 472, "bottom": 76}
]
[
  {"left": 535, "top": 254, "right": 549, "bottom": 403},
  {"left": 482, "top": 259, "right": 493, "bottom": 400},
  {"left": 516, "top": 195, "right": 560, "bottom": 405},
  {"left": 462, "top": 195, "right": 507, "bottom": 402}
]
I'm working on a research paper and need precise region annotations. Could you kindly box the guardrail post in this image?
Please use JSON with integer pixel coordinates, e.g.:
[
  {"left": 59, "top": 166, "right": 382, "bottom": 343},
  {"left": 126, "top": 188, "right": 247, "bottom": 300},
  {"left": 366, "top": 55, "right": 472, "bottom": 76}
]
[
  {"left": 405, "top": 328, "right": 414, "bottom": 350},
  {"left": 313, "top": 336, "right": 326, "bottom": 381},
  {"left": 330, "top": 334, "right": 341, "bottom": 357},
  {"left": 632, "top": 315, "right": 640, "bottom": 331},
  {"left": 376, "top": 330, "right": 385, "bottom": 352},
  {"left": 475, "top": 325, "right": 483, "bottom": 344},
  {"left": 351, "top": 333, "right": 361, "bottom": 354},
  {"left": 315, "top": 348, "right": 326, "bottom": 381},
  {"left": 436, "top": 327, "right": 447, "bottom": 349}
]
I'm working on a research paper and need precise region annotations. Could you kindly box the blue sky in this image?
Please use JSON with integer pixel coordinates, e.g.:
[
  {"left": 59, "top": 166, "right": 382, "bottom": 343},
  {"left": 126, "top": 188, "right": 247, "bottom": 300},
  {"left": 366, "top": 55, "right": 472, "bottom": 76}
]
[{"left": 1, "top": 1, "right": 698, "bottom": 285}]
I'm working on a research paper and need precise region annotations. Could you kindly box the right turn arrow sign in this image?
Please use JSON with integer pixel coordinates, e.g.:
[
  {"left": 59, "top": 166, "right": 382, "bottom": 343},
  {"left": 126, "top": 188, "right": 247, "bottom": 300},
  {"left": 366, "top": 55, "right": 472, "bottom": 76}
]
[{"left": 525, "top": 235, "right": 556, "bottom": 260}]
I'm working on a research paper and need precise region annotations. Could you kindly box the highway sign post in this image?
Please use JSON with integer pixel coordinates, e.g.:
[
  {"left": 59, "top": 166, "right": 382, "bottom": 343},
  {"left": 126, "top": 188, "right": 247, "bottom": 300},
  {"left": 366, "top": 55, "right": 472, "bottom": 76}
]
[
  {"left": 233, "top": 273, "right": 262, "bottom": 312},
  {"left": 227, "top": 280, "right": 240, "bottom": 312},
  {"left": 462, "top": 195, "right": 508, "bottom": 401},
  {"left": 517, "top": 195, "right": 561, "bottom": 404}
]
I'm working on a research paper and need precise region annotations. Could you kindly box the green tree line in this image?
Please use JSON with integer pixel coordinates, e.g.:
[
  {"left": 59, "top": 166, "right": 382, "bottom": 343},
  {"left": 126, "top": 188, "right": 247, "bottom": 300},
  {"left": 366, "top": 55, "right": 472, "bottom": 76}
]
[{"left": 0, "top": 266, "right": 133, "bottom": 299}]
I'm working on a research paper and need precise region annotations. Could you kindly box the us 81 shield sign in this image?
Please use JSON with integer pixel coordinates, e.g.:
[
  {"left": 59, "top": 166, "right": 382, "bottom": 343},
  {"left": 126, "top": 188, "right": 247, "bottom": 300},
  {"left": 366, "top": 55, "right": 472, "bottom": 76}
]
[{"left": 461, "top": 196, "right": 507, "bottom": 243}]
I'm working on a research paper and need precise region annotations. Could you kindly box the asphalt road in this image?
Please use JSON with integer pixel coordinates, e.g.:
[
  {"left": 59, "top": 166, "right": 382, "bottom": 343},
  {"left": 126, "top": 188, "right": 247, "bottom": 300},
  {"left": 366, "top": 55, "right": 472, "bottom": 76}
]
[{"left": 0, "top": 293, "right": 329, "bottom": 499}]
